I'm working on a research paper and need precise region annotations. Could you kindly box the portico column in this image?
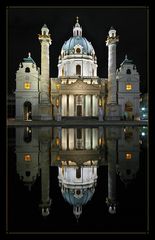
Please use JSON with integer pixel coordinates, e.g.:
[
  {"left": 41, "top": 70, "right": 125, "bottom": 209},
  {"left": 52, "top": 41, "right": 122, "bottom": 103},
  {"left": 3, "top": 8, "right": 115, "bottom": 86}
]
[
  {"left": 90, "top": 95, "right": 92, "bottom": 116},
  {"left": 67, "top": 94, "right": 69, "bottom": 116},
  {"left": 74, "top": 95, "right": 76, "bottom": 116}
]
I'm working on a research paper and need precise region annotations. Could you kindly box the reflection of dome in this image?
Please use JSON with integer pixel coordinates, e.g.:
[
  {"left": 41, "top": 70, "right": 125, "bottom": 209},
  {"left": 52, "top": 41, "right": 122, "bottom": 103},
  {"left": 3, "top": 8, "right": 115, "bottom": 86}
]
[
  {"left": 62, "top": 187, "right": 95, "bottom": 206},
  {"left": 62, "top": 36, "right": 95, "bottom": 55}
]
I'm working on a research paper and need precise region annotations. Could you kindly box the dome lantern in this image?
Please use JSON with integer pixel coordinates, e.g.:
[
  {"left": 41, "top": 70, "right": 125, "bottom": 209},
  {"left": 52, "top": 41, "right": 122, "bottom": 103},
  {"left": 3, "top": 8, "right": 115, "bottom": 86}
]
[{"left": 73, "top": 16, "right": 82, "bottom": 37}]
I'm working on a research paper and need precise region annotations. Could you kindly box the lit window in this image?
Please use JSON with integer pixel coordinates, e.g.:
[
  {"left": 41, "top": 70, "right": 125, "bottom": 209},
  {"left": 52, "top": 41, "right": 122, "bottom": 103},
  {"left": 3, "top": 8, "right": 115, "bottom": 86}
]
[
  {"left": 24, "top": 154, "right": 31, "bottom": 161},
  {"left": 56, "top": 84, "right": 60, "bottom": 90},
  {"left": 125, "top": 153, "right": 132, "bottom": 160},
  {"left": 24, "top": 82, "right": 31, "bottom": 89},
  {"left": 126, "top": 84, "right": 132, "bottom": 91}
]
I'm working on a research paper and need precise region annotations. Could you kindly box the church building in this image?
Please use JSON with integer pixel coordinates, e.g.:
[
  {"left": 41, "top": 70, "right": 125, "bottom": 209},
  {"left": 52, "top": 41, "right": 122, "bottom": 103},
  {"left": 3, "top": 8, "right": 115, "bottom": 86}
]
[{"left": 15, "top": 17, "right": 140, "bottom": 121}]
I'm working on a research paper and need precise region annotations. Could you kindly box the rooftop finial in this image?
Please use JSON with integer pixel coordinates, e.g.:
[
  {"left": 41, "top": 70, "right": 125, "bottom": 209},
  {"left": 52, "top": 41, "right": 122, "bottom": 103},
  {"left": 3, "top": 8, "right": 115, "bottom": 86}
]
[
  {"left": 125, "top": 54, "right": 128, "bottom": 60},
  {"left": 76, "top": 16, "right": 79, "bottom": 23},
  {"left": 28, "top": 52, "right": 31, "bottom": 57}
]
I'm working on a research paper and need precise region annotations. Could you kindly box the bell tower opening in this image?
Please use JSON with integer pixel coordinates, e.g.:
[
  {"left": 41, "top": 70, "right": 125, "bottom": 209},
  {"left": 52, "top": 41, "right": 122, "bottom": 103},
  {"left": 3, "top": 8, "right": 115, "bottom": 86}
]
[{"left": 24, "top": 101, "right": 32, "bottom": 121}]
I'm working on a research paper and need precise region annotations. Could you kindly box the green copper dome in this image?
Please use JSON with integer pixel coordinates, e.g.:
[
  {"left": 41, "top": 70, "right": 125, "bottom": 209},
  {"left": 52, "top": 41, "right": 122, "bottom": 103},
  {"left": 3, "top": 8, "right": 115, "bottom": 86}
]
[{"left": 62, "top": 36, "right": 95, "bottom": 55}]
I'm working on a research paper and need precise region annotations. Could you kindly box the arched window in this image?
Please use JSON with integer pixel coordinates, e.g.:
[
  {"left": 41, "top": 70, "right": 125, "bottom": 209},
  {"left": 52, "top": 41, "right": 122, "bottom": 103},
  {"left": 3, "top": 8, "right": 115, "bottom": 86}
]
[
  {"left": 25, "top": 67, "right": 30, "bottom": 73},
  {"left": 76, "top": 167, "right": 81, "bottom": 179},
  {"left": 126, "top": 169, "right": 131, "bottom": 175},
  {"left": 24, "top": 101, "right": 32, "bottom": 121},
  {"left": 76, "top": 65, "right": 81, "bottom": 75},
  {"left": 26, "top": 171, "right": 31, "bottom": 177},
  {"left": 126, "top": 69, "right": 131, "bottom": 74}
]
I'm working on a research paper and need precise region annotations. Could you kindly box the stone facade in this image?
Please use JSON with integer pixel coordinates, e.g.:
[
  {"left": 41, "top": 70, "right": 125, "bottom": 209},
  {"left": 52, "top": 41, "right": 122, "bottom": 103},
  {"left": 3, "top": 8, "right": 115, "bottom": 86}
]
[{"left": 15, "top": 19, "right": 140, "bottom": 121}]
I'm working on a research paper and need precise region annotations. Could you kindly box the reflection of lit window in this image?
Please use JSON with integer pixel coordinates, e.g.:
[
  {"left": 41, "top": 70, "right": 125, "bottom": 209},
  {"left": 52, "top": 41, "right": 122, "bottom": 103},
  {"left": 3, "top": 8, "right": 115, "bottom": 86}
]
[
  {"left": 56, "top": 137, "right": 60, "bottom": 145},
  {"left": 99, "top": 98, "right": 102, "bottom": 106},
  {"left": 56, "top": 98, "right": 59, "bottom": 108},
  {"left": 56, "top": 155, "right": 60, "bottom": 161},
  {"left": 125, "top": 153, "right": 132, "bottom": 160},
  {"left": 24, "top": 154, "right": 31, "bottom": 161},
  {"left": 62, "top": 166, "right": 64, "bottom": 176},
  {"left": 126, "top": 84, "right": 132, "bottom": 91},
  {"left": 99, "top": 138, "right": 102, "bottom": 145},
  {"left": 142, "top": 132, "right": 145, "bottom": 136},
  {"left": 142, "top": 107, "right": 145, "bottom": 111},
  {"left": 24, "top": 82, "right": 31, "bottom": 89}
]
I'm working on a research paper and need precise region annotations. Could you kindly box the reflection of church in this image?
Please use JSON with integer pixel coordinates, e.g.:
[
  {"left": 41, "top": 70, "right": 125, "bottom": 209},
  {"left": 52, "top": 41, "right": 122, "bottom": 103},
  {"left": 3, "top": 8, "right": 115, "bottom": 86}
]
[
  {"left": 15, "top": 126, "right": 140, "bottom": 218},
  {"left": 15, "top": 17, "right": 140, "bottom": 121}
]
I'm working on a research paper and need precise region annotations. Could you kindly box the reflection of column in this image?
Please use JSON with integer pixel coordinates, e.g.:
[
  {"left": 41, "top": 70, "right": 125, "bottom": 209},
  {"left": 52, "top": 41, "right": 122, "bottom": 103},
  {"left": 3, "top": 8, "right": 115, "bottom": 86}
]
[
  {"left": 62, "top": 128, "right": 67, "bottom": 150},
  {"left": 91, "top": 128, "right": 93, "bottom": 150},
  {"left": 39, "top": 142, "right": 51, "bottom": 217},
  {"left": 106, "top": 140, "right": 117, "bottom": 214},
  {"left": 69, "top": 128, "right": 74, "bottom": 150},
  {"left": 74, "top": 128, "right": 76, "bottom": 149},
  {"left": 67, "top": 128, "right": 69, "bottom": 150}
]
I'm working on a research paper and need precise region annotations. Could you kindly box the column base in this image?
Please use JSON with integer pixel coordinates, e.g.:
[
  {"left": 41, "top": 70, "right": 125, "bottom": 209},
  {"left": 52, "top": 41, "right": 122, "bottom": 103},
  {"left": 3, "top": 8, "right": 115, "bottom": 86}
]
[
  {"left": 105, "top": 103, "right": 121, "bottom": 120},
  {"left": 39, "top": 103, "right": 53, "bottom": 120}
]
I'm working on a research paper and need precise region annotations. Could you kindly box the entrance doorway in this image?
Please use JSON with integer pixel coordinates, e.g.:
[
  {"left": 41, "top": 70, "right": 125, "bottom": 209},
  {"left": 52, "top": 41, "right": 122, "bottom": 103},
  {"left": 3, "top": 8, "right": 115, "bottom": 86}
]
[
  {"left": 77, "top": 105, "right": 82, "bottom": 116},
  {"left": 24, "top": 101, "right": 32, "bottom": 121},
  {"left": 124, "top": 102, "right": 133, "bottom": 120}
]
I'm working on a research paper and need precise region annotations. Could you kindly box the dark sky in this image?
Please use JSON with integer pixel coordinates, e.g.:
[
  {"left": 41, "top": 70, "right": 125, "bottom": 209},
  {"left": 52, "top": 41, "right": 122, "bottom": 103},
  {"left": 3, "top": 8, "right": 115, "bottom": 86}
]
[{"left": 8, "top": 7, "right": 147, "bottom": 94}]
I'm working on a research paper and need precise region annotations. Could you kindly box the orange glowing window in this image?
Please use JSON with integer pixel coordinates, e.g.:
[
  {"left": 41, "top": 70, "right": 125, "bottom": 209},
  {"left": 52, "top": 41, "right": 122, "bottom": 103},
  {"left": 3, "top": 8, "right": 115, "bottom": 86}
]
[
  {"left": 24, "top": 154, "right": 31, "bottom": 161},
  {"left": 56, "top": 137, "right": 60, "bottom": 145},
  {"left": 24, "top": 82, "right": 31, "bottom": 89},
  {"left": 125, "top": 153, "right": 132, "bottom": 160},
  {"left": 126, "top": 84, "right": 132, "bottom": 91},
  {"left": 56, "top": 98, "right": 59, "bottom": 107},
  {"left": 56, "top": 84, "right": 60, "bottom": 90},
  {"left": 56, "top": 155, "right": 60, "bottom": 161},
  {"left": 99, "top": 98, "right": 102, "bottom": 106}
]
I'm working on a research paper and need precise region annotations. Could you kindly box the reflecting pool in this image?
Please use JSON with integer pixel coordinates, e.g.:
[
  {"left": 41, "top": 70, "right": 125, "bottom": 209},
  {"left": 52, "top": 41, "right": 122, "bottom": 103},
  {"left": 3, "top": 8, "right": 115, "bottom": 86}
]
[{"left": 7, "top": 126, "right": 148, "bottom": 233}]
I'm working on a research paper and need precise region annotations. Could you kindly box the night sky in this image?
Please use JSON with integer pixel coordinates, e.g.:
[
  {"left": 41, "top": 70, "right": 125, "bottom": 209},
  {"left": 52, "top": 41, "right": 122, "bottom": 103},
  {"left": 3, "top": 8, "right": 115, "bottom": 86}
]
[{"left": 7, "top": 7, "right": 147, "bottom": 94}]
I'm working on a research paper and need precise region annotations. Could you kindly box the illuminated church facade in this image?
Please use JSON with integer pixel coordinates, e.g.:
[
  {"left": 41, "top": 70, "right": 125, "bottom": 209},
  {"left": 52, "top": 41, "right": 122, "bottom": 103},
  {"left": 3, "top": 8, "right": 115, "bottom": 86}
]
[{"left": 15, "top": 18, "right": 140, "bottom": 121}]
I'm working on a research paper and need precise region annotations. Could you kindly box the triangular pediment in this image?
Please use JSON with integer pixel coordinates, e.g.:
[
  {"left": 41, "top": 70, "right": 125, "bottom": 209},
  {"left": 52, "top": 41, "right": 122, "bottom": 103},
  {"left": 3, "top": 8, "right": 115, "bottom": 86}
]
[{"left": 64, "top": 79, "right": 100, "bottom": 91}]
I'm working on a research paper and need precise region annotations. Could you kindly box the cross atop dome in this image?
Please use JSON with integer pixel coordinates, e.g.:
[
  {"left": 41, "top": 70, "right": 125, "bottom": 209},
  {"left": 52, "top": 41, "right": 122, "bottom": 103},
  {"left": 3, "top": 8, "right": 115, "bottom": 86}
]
[{"left": 76, "top": 16, "right": 79, "bottom": 23}]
